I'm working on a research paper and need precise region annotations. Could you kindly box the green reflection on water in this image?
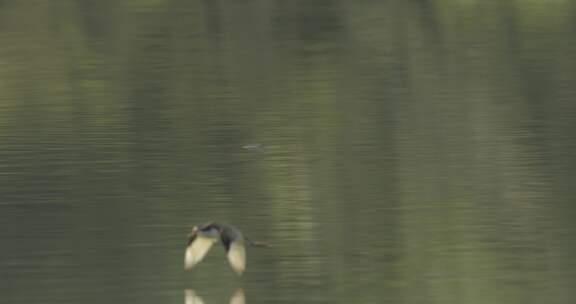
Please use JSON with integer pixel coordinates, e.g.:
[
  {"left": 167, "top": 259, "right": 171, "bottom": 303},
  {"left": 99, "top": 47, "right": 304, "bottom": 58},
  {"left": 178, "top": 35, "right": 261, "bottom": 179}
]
[{"left": 1, "top": 1, "right": 575, "bottom": 304}]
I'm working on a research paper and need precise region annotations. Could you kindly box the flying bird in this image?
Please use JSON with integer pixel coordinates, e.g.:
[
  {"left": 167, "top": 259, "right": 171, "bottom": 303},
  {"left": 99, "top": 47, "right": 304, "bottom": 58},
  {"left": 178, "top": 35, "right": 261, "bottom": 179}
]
[{"left": 184, "top": 222, "right": 268, "bottom": 275}]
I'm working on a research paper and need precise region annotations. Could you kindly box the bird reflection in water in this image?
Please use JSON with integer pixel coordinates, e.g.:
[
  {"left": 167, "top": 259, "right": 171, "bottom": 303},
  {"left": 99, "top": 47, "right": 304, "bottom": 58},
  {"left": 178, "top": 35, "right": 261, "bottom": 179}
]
[{"left": 185, "top": 289, "right": 245, "bottom": 304}]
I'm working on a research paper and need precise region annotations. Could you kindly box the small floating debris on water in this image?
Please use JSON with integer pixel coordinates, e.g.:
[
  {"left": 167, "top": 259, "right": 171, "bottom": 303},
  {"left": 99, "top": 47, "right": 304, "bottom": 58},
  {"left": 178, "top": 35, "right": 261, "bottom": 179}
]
[{"left": 241, "top": 143, "right": 264, "bottom": 151}]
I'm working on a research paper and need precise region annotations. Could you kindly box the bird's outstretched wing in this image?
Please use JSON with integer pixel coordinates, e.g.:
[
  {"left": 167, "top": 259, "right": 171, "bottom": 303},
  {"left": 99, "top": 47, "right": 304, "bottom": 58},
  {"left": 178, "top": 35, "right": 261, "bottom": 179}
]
[
  {"left": 185, "top": 233, "right": 217, "bottom": 270},
  {"left": 226, "top": 241, "right": 246, "bottom": 275}
]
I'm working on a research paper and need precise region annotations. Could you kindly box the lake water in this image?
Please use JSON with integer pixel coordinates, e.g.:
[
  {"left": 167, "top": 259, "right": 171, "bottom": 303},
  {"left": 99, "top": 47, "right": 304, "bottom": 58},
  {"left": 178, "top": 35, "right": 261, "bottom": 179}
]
[{"left": 1, "top": 1, "right": 576, "bottom": 304}]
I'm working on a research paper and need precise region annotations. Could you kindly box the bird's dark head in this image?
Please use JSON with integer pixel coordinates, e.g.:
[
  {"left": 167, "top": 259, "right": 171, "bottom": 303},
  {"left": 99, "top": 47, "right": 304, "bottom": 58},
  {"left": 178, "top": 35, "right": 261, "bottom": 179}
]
[{"left": 202, "top": 222, "right": 225, "bottom": 234}]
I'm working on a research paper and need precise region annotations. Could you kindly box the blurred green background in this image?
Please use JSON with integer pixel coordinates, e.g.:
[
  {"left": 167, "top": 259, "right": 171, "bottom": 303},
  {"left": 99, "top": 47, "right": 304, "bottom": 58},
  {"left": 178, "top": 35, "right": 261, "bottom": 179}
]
[{"left": 1, "top": 1, "right": 575, "bottom": 303}]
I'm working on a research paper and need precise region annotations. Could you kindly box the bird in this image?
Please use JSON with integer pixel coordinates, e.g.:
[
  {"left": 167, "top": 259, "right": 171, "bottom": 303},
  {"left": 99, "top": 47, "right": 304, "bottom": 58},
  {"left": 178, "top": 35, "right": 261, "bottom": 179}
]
[{"left": 184, "top": 222, "right": 268, "bottom": 275}]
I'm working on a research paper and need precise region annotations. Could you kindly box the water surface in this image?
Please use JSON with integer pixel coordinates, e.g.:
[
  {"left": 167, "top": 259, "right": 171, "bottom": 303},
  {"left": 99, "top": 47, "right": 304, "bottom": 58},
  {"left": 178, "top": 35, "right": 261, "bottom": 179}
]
[{"left": 1, "top": 1, "right": 576, "bottom": 304}]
